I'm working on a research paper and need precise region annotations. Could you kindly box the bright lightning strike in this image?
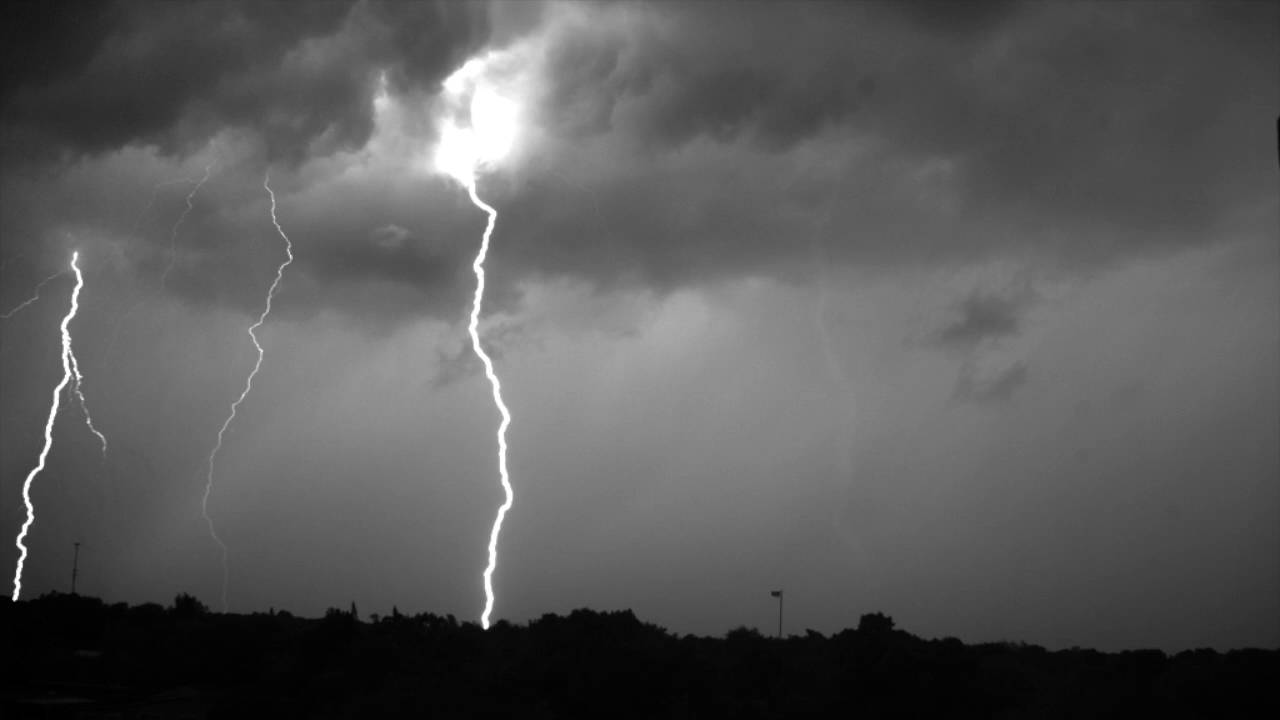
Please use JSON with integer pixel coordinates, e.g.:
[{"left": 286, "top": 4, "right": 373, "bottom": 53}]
[
  {"left": 435, "top": 60, "right": 521, "bottom": 630},
  {"left": 200, "top": 171, "right": 294, "bottom": 612},
  {"left": 1, "top": 270, "right": 63, "bottom": 319},
  {"left": 10, "top": 251, "right": 87, "bottom": 601},
  {"left": 464, "top": 181, "right": 513, "bottom": 631}
]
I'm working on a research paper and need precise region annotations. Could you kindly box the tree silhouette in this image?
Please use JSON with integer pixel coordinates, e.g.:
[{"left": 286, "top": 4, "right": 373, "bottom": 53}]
[
  {"left": 857, "top": 611, "right": 895, "bottom": 635},
  {"left": 171, "top": 592, "right": 208, "bottom": 617}
]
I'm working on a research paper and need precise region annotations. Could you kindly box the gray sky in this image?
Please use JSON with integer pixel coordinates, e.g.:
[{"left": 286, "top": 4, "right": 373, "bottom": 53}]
[{"left": 1, "top": 0, "right": 1276, "bottom": 651}]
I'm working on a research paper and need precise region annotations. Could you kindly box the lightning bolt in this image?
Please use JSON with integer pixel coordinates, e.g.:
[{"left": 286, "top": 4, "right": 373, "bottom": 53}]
[
  {"left": 10, "top": 251, "right": 87, "bottom": 601},
  {"left": 200, "top": 171, "right": 293, "bottom": 612},
  {"left": 1, "top": 270, "right": 63, "bottom": 319},
  {"left": 463, "top": 179, "right": 515, "bottom": 630},
  {"left": 159, "top": 162, "right": 214, "bottom": 292}
]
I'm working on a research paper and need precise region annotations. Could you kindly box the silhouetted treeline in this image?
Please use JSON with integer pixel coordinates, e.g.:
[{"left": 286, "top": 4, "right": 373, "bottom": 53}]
[{"left": 2, "top": 592, "right": 1275, "bottom": 718}]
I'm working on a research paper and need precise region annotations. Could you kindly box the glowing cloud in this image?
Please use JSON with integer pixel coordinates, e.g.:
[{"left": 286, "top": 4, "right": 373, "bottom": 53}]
[
  {"left": 11, "top": 251, "right": 86, "bottom": 600},
  {"left": 434, "top": 62, "right": 521, "bottom": 187}
]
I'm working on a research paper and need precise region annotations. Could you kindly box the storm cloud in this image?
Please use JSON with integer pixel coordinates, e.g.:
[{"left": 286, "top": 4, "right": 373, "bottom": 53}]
[
  {"left": 3, "top": 0, "right": 1274, "bottom": 320},
  {"left": 1, "top": 1, "right": 488, "bottom": 163}
]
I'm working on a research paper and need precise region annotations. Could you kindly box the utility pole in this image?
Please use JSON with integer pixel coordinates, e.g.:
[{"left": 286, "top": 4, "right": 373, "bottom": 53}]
[
  {"left": 70, "top": 542, "right": 81, "bottom": 595},
  {"left": 771, "top": 589, "right": 784, "bottom": 638}
]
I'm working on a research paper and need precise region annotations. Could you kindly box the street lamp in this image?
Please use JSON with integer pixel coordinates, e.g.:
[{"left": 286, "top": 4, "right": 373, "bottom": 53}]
[
  {"left": 770, "top": 589, "right": 783, "bottom": 638},
  {"left": 70, "top": 542, "right": 81, "bottom": 595}
]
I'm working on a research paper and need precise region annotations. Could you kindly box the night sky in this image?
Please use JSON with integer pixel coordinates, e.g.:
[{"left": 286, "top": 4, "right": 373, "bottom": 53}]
[{"left": 1, "top": 1, "right": 1276, "bottom": 652}]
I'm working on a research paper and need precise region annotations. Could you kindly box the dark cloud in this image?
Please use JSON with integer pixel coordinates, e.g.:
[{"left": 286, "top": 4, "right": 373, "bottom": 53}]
[
  {"left": 0, "top": 1, "right": 118, "bottom": 99},
  {"left": 470, "top": 0, "right": 1276, "bottom": 309},
  {"left": 859, "top": 1, "right": 1277, "bottom": 248},
  {"left": 536, "top": 2, "right": 875, "bottom": 153},
  {"left": 927, "top": 285, "right": 1038, "bottom": 406},
  {"left": 539, "top": 30, "right": 634, "bottom": 138},
  {"left": 932, "top": 291, "right": 1025, "bottom": 349},
  {"left": 1, "top": 0, "right": 488, "bottom": 164},
  {"left": 620, "top": 59, "right": 873, "bottom": 153},
  {"left": 366, "top": 0, "right": 493, "bottom": 97},
  {"left": 313, "top": 236, "right": 459, "bottom": 304}
]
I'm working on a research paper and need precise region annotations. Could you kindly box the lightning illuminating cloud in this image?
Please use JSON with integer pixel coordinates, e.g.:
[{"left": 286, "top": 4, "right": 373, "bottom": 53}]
[
  {"left": 465, "top": 180, "right": 514, "bottom": 631},
  {"left": 10, "top": 251, "right": 86, "bottom": 601},
  {"left": 200, "top": 171, "right": 294, "bottom": 612}
]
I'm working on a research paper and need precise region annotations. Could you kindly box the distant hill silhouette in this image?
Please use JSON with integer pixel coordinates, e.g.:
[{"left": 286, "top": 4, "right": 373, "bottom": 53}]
[{"left": 2, "top": 592, "right": 1275, "bottom": 718}]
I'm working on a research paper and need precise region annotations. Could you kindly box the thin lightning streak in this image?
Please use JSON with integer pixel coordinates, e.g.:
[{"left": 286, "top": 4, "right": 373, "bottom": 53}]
[
  {"left": 814, "top": 244, "right": 853, "bottom": 396},
  {"left": 1, "top": 270, "right": 63, "bottom": 319},
  {"left": 67, "top": 349, "right": 108, "bottom": 457},
  {"left": 464, "top": 180, "right": 514, "bottom": 630},
  {"left": 200, "top": 171, "right": 294, "bottom": 612},
  {"left": 131, "top": 175, "right": 200, "bottom": 237},
  {"left": 809, "top": 205, "right": 882, "bottom": 595},
  {"left": 159, "top": 162, "right": 214, "bottom": 292},
  {"left": 102, "top": 172, "right": 213, "bottom": 368},
  {"left": 11, "top": 251, "right": 84, "bottom": 601}
]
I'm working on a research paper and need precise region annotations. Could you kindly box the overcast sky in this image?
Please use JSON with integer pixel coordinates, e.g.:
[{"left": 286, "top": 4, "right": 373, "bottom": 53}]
[{"left": 1, "top": 0, "right": 1275, "bottom": 651}]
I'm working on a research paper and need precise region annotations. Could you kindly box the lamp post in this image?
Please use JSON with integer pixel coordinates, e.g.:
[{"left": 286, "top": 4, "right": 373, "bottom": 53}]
[
  {"left": 70, "top": 542, "right": 81, "bottom": 595},
  {"left": 770, "top": 589, "right": 783, "bottom": 638}
]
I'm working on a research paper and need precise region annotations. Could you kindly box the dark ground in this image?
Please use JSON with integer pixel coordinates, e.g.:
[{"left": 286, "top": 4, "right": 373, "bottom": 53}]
[{"left": 1, "top": 592, "right": 1275, "bottom": 718}]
